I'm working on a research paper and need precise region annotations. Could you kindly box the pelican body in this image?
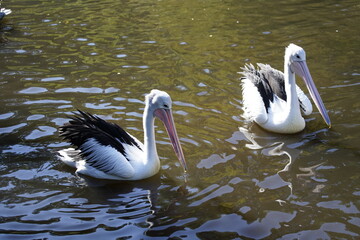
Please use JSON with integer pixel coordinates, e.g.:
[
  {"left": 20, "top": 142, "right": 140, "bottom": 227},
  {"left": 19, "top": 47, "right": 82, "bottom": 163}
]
[
  {"left": 240, "top": 44, "right": 331, "bottom": 134},
  {"left": 59, "top": 90, "right": 187, "bottom": 180},
  {"left": 0, "top": 8, "right": 11, "bottom": 21}
]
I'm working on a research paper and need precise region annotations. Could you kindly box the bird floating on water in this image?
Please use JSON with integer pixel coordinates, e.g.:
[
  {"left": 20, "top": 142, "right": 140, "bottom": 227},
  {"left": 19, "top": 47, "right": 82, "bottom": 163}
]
[
  {"left": 0, "top": 8, "right": 11, "bottom": 21},
  {"left": 59, "top": 89, "right": 187, "bottom": 180},
  {"left": 240, "top": 43, "right": 331, "bottom": 134}
]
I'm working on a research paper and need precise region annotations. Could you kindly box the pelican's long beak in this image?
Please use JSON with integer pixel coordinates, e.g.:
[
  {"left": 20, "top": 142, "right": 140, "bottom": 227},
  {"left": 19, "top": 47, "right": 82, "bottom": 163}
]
[
  {"left": 291, "top": 61, "right": 331, "bottom": 127},
  {"left": 154, "top": 108, "right": 187, "bottom": 171}
]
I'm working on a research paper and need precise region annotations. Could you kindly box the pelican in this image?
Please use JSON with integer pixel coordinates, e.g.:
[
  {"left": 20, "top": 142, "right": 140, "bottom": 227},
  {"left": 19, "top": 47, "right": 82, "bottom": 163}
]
[
  {"left": 58, "top": 89, "right": 187, "bottom": 180},
  {"left": 0, "top": 8, "right": 11, "bottom": 21},
  {"left": 240, "top": 44, "right": 331, "bottom": 134}
]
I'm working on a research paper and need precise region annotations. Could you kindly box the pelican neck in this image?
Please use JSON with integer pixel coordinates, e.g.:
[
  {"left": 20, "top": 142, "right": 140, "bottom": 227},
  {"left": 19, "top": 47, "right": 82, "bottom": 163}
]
[
  {"left": 143, "top": 106, "right": 159, "bottom": 163},
  {"left": 284, "top": 60, "right": 302, "bottom": 117}
]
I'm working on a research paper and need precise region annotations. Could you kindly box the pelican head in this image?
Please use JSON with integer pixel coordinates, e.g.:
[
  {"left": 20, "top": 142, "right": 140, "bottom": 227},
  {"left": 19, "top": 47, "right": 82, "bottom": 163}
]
[
  {"left": 285, "top": 44, "right": 331, "bottom": 127},
  {"left": 145, "top": 89, "right": 187, "bottom": 171}
]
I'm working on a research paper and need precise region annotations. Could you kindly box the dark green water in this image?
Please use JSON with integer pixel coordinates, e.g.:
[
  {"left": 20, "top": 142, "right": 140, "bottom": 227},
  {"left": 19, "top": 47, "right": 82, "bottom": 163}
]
[{"left": 1, "top": 0, "right": 359, "bottom": 239}]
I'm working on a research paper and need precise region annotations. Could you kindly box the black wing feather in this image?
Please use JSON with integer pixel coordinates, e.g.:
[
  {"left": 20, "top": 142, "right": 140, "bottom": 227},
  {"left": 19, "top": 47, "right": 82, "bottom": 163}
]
[
  {"left": 257, "top": 63, "right": 287, "bottom": 101},
  {"left": 59, "top": 110, "right": 143, "bottom": 164},
  {"left": 241, "top": 63, "right": 287, "bottom": 113},
  {"left": 257, "top": 64, "right": 306, "bottom": 113}
]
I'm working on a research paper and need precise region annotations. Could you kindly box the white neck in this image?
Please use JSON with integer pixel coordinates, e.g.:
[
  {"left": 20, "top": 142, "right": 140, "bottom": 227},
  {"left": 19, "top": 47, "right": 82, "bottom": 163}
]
[
  {"left": 143, "top": 106, "right": 160, "bottom": 167},
  {"left": 284, "top": 60, "right": 302, "bottom": 120}
]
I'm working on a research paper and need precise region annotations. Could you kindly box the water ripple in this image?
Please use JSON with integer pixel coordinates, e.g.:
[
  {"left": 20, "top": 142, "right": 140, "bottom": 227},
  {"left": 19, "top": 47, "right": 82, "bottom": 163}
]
[
  {"left": 0, "top": 112, "right": 15, "bottom": 120},
  {"left": 171, "top": 211, "right": 296, "bottom": 239},
  {"left": 18, "top": 87, "right": 48, "bottom": 94},
  {"left": 41, "top": 77, "right": 65, "bottom": 82},
  {"left": 55, "top": 87, "right": 104, "bottom": 93},
  {"left": 25, "top": 126, "right": 57, "bottom": 140},
  {"left": 24, "top": 99, "right": 71, "bottom": 105},
  {"left": 0, "top": 0, "right": 359, "bottom": 239},
  {"left": 0, "top": 123, "right": 27, "bottom": 134},
  {"left": 2, "top": 144, "right": 41, "bottom": 154},
  {"left": 0, "top": 185, "right": 154, "bottom": 237}
]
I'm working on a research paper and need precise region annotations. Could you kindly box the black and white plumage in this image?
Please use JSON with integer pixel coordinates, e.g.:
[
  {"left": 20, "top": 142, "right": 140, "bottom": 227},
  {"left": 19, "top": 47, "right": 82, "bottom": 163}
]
[
  {"left": 240, "top": 44, "right": 331, "bottom": 134},
  {"left": 0, "top": 8, "right": 11, "bottom": 21},
  {"left": 59, "top": 89, "right": 187, "bottom": 180}
]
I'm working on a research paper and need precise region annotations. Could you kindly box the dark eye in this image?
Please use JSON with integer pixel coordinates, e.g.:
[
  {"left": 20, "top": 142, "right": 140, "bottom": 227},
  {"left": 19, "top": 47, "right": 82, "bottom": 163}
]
[
  {"left": 164, "top": 104, "right": 169, "bottom": 108},
  {"left": 296, "top": 54, "right": 300, "bottom": 59}
]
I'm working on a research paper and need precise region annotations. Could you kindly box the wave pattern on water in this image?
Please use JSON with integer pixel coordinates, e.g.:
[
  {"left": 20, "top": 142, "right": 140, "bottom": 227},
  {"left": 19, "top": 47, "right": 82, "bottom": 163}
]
[{"left": 0, "top": 0, "right": 359, "bottom": 239}]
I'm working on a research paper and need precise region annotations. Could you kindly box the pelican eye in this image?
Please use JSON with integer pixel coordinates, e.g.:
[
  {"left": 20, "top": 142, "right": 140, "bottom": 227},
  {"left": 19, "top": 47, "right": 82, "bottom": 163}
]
[
  {"left": 163, "top": 104, "right": 169, "bottom": 108},
  {"left": 296, "top": 54, "right": 300, "bottom": 59}
]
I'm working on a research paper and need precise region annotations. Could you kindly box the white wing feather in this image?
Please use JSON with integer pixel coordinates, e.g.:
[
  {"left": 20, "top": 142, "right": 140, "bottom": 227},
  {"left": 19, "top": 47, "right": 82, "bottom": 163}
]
[
  {"left": 78, "top": 138, "right": 136, "bottom": 179},
  {"left": 241, "top": 78, "right": 268, "bottom": 124}
]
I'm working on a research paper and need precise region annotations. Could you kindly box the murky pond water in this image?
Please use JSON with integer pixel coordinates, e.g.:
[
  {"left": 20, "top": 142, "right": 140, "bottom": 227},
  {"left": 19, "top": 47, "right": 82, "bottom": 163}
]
[{"left": 1, "top": 0, "right": 359, "bottom": 239}]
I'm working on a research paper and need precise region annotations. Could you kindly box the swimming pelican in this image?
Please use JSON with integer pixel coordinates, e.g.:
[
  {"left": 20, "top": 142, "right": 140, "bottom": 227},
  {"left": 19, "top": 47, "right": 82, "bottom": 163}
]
[
  {"left": 240, "top": 43, "right": 331, "bottom": 134},
  {"left": 58, "top": 89, "right": 187, "bottom": 180},
  {"left": 0, "top": 8, "right": 11, "bottom": 21}
]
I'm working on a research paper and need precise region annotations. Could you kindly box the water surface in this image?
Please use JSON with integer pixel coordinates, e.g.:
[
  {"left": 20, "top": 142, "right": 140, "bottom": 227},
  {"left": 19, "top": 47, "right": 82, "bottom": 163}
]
[{"left": 1, "top": 0, "right": 359, "bottom": 239}]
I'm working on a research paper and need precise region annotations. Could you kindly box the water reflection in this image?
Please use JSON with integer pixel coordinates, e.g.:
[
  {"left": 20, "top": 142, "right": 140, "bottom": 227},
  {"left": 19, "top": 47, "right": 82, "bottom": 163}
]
[
  {"left": 239, "top": 126, "right": 295, "bottom": 200},
  {"left": 1, "top": 0, "right": 359, "bottom": 238},
  {"left": 1, "top": 164, "right": 163, "bottom": 237},
  {"left": 237, "top": 124, "right": 340, "bottom": 203}
]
